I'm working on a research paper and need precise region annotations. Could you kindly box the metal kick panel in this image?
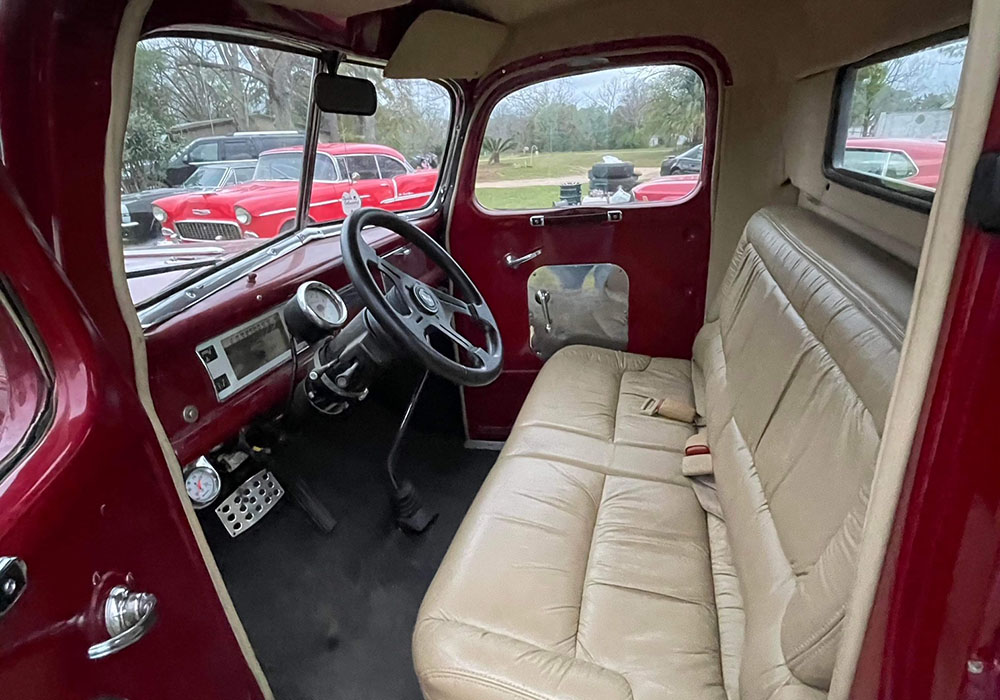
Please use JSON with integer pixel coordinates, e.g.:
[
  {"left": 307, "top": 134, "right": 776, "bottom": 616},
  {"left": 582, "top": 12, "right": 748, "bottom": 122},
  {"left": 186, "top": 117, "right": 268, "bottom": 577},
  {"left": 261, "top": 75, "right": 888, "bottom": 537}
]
[{"left": 527, "top": 264, "right": 629, "bottom": 360}]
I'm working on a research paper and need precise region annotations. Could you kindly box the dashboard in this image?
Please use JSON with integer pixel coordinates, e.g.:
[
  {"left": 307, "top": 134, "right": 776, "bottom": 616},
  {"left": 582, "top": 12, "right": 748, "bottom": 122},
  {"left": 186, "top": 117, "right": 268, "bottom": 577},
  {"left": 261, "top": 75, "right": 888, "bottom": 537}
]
[{"left": 144, "top": 216, "right": 442, "bottom": 465}]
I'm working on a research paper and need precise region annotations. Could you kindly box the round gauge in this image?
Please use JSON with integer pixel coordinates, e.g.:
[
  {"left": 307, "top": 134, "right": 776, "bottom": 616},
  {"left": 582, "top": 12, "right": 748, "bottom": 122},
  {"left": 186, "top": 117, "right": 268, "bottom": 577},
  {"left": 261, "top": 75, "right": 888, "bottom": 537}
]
[
  {"left": 283, "top": 281, "right": 349, "bottom": 343},
  {"left": 185, "top": 461, "right": 222, "bottom": 509}
]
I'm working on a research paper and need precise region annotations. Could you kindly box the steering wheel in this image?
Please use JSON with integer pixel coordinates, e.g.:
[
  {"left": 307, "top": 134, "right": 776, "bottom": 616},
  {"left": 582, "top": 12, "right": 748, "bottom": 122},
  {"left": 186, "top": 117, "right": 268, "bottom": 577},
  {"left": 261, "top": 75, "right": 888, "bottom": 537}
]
[{"left": 342, "top": 209, "right": 503, "bottom": 387}]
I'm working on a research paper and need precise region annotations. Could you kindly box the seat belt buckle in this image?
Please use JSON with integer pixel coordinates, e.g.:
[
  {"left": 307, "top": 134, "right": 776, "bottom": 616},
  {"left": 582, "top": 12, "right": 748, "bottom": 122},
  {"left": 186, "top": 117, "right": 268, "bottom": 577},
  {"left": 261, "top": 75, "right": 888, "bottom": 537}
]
[
  {"left": 641, "top": 397, "right": 698, "bottom": 424},
  {"left": 682, "top": 433, "right": 714, "bottom": 477},
  {"left": 640, "top": 397, "right": 663, "bottom": 416}
]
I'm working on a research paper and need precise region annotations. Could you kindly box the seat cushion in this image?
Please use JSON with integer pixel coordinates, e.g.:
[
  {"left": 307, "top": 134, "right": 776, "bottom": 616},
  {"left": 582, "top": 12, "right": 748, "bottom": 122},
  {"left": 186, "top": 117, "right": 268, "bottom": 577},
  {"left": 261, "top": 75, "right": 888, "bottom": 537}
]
[
  {"left": 500, "top": 345, "right": 697, "bottom": 484},
  {"left": 414, "top": 346, "right": 726, "bottom": 700}
]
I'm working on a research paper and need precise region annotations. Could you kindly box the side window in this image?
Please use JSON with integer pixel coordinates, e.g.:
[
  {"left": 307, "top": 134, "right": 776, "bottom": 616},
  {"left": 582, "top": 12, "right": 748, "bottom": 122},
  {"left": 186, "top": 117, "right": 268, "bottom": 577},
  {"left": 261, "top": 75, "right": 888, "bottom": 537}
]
[
  {"left": 474, "top": 64, "right": 706, "bottom": 210},
  {"left": 233, "top": 167, "right": 255, "bottom": 184},
  {"left": 222, "top": 139, "right": 253, "bottom": 160},
  {"left": 315, "top": 155, "right": 337, "bottom": 182},
  {"left": 886, "top": 151, "right": 919, "bottom": 179},
  {"left": 377, "top": 155, "right": 408, "bottom": 178},
  {"left": 342, "top": 155, "right": 380, "bottom": 181},
  {"left": 829, "top": 34, "right": 967, "bottom": 205},
  {"left": 188, "top": 141, "right": 219, "bottom": 162},
  {"left": 0, "top": 291, "right": 51, "bottom": 475}
]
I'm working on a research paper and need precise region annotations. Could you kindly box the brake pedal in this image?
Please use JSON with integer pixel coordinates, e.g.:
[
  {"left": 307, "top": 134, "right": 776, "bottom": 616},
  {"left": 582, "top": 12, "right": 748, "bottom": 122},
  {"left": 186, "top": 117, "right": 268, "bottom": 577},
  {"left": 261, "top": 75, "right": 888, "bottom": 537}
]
[{"left": 215, "top": 469, "right": 284, "bottom": 537}]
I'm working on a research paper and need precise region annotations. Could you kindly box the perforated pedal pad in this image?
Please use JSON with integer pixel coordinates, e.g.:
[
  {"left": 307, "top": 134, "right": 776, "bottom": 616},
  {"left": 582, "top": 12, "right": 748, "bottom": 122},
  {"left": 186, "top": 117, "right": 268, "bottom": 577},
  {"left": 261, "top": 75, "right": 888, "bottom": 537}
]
[{"left": 215, "top": 469, "right": 284, "bottom": 537}]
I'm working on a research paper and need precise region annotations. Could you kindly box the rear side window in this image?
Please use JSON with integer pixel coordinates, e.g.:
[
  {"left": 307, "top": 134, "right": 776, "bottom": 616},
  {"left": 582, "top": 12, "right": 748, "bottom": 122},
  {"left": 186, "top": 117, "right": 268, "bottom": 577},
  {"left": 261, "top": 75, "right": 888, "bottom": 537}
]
[
  {"left": 222, "top": 139, "right": 253, "bottom": 160},
  {"left": 474, "top": 64, "right": 706, "bottom": 211},
  {"left": 828, "top": 34, "right": 967, "bottom": 208},
  {"left": 377, "top": 155, "right": 408, "bottom": 178}
]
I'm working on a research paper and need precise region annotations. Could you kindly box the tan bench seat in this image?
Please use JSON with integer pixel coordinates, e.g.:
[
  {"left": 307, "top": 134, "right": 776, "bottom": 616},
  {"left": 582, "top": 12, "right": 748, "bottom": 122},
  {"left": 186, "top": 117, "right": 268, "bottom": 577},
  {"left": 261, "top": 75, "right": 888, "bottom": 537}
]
[{"left": 414, "top": 205, "right": 916, "bottom": 700}]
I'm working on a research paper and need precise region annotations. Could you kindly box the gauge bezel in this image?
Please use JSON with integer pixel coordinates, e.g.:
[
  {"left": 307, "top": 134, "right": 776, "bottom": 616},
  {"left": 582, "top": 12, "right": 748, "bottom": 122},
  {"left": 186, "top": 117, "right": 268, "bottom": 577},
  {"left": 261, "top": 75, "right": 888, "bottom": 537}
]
[
  {"left": 295, "top": 280, "right": 348, "bottom": 332},
  {"left": 184, "top": 462, "right": 222, "bottom": 509}
]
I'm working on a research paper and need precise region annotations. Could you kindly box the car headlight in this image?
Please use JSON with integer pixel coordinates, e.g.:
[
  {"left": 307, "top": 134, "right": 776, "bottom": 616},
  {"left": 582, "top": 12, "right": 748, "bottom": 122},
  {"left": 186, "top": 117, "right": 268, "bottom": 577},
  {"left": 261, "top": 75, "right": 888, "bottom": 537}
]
[
  {"left": 152, "top": 205, "right": 167, "bottom": 223},
  {"left": 235, "top": 206, "right": 252, "bottom": 225}
]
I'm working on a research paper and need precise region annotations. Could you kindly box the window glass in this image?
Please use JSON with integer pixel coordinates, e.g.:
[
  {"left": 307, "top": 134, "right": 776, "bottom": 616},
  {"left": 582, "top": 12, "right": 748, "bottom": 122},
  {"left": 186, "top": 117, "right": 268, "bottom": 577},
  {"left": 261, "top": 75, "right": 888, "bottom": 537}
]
[
  {"left": 377, "top": 155, "right": 408, "bottom": 178},
  {"left": 233, "top": 166, "right": 255, "bottom": 184},
  {"left": 303, "top": 62, "right": 452, "bottom": 226},
  {"left": 473, "top": 64, "right": 705, "bottom": 210},
  {"left": 122, "top": 38, "right": 315, "bottom": 308},
  {"left": 222, "top": 139, "right": 253, "bottom": 160},
  {"left": 183, "top": 166, "right": 227, "bottom": 188},
  {"left": 188, "top": 141, "right": 219, "bottom": 162},
  {"left": 833, "top": 35, "right": 967, "bottom": 201},
  {"left": 342, "top": 155, "right": 380, "bottom": 181}
]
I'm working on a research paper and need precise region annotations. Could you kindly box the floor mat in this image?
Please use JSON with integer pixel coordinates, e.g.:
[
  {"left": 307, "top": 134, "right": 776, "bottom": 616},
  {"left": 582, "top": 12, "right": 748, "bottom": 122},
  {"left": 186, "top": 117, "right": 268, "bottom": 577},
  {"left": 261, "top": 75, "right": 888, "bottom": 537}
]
[{"left": 202, "top": 385, "right": 497, "bottom": 700}]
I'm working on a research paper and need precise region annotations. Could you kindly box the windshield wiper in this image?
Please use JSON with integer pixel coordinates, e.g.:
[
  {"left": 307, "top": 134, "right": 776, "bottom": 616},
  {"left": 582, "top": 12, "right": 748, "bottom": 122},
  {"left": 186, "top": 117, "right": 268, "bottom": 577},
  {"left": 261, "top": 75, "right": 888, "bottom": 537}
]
[{"left": 125, "top": 258, "right": 222, "bottom": 279}]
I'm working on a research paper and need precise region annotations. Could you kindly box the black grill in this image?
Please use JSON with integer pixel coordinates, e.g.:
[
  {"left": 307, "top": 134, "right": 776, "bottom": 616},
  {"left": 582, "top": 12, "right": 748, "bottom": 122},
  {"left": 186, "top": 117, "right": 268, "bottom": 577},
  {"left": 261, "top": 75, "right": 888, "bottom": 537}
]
[{"left": 175, "top": 221, "right": 242, "bottom": 241}]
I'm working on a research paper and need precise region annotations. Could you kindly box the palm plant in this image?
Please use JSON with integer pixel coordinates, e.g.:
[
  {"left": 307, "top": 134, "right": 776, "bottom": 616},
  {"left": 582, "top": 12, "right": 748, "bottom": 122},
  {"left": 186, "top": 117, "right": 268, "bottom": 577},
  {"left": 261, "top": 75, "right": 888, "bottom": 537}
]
[{"left": 483, "top": 136, "right": 516, "bottom": 164}]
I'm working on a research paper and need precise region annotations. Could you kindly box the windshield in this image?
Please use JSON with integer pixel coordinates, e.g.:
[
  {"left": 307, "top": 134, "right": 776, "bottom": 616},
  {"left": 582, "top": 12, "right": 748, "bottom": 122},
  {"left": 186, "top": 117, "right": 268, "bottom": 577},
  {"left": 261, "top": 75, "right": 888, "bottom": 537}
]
[
  {"left": 184, "top": 166, "right": 227, "bottom": 188},
  {"left": 253, "top": 153, "right": 305, "bottom": 181}
]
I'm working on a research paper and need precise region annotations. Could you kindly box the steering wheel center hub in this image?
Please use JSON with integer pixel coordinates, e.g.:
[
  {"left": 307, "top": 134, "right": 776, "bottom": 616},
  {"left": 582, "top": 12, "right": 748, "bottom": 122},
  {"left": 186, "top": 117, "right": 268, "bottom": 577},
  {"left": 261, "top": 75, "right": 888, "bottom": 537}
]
[{"left": 413, "top": 285, "right": 440, "bottom": 314}]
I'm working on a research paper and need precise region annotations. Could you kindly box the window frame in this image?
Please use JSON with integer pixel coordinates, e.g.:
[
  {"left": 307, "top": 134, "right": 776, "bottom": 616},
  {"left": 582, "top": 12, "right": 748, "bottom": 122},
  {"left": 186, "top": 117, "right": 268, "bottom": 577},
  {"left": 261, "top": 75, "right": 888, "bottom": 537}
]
[
  {"left": 470, "top": 60, "right": 710, "bottom": 213},
  {"left": 823, "top": 27, "right": 968, "bottom": 213}
]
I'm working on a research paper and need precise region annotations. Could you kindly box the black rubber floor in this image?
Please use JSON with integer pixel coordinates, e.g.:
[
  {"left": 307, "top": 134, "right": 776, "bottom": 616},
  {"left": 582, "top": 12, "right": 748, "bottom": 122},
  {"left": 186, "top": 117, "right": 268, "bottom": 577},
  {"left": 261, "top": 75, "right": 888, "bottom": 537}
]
[{"left": 202, "top": 373, "right": 496, "bottom": 700}]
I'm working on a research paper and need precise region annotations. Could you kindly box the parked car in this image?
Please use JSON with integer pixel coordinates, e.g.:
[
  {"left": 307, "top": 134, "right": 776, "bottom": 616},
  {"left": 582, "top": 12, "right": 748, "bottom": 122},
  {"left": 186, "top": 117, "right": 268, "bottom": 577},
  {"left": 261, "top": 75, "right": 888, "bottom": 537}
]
[
  {"left": 152, "top": 143, "right": 439, "bottom": 241},
  {"left": 165, "top": 131, "right": 304, "bottom": 186},
  {"left": 639, "top": 137, "right": 945, "bottom": 203},
  {"left": 122, "top": 160, "right": 257, "bottom": 244},
  {"left": 660, "top": 143, "right": 703, "bottom": 175}
]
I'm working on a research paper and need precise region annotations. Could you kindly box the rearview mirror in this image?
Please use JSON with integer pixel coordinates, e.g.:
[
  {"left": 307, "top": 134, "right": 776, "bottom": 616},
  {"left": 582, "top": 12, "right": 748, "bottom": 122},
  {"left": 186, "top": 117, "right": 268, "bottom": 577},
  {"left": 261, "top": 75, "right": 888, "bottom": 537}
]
[{"left": 314, "top": 74, "right": 377, "bottom": 116}]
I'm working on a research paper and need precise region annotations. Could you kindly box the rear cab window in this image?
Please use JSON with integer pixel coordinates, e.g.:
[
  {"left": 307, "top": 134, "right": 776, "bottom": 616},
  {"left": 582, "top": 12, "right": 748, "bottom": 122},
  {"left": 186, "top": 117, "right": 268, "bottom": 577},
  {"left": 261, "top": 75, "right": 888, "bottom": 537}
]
[
  {"left": 827, "top": 33, "right": 968, "bottom": 208},
  {"left": 473, "top": 64, "right": 706, "bottom": 211}
]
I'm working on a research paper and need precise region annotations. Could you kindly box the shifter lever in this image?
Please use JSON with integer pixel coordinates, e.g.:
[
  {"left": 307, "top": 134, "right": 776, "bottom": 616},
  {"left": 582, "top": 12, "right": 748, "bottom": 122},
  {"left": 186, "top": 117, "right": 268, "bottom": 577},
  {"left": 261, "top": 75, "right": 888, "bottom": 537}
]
[{"left": 387, "top": 371, "right": 438, "bottom": 533}]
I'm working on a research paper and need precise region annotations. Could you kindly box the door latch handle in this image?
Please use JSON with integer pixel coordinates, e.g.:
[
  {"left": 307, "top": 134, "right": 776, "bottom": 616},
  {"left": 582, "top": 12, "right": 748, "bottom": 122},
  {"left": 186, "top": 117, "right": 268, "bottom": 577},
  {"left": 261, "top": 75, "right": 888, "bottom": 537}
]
[
  {"left": 0, "top": 557, "right": 27, "bottom": 618},
  {"left": 534, "top": 289, "right": 553, "bottom": 332},
  {"left": 87, "top": 585, "right": 158, "bottom": 660},
  {"left": 504, "top": 249, "right": 542, "bottom": 268}
]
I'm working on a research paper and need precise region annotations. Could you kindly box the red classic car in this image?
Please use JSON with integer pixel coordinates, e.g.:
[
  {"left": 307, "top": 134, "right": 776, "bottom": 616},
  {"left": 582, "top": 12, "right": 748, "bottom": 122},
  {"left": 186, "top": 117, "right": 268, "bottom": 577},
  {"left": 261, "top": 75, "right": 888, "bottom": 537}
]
[
  {"left": 152, "top": 143, "right": 438, "bottom": 240},
  {"left": 632, "top": 137, "right": 946, "bottom": 203}
]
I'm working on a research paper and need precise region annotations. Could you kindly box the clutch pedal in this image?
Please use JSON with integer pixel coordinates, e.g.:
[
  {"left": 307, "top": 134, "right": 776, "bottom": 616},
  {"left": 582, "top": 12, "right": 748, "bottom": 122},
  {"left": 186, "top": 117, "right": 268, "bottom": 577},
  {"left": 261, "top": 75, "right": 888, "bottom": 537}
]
[{"left": 215, "top": 469, "right": 284, "bottom": 537}]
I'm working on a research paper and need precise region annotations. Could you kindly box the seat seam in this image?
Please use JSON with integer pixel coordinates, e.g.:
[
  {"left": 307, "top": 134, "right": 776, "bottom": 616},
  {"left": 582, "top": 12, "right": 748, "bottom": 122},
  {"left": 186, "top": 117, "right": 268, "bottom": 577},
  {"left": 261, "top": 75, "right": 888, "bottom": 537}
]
[{"left": 573, "top": 473, "right": 607, "bottom": 660}]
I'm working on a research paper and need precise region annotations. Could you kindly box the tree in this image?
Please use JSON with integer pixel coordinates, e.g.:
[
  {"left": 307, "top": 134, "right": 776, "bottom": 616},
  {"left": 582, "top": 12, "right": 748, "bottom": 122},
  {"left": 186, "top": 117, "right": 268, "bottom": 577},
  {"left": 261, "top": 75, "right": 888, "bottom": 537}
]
[
  {"left": 122, "top": 45, "right": 179, "bottom": 191},
  {"left": 483, "top": 136, "right": 516, "bottom": 164}
]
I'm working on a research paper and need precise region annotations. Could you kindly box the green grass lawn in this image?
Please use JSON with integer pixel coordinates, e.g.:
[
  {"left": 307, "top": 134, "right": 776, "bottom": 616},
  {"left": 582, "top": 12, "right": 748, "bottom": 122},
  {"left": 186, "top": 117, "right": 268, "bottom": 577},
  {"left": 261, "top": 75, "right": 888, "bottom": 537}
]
[
  {"left": 475, "top": 184, "right": 592, "bottom": 210},
  {"left": 476, "top": 147, "right": 675, "bottom": 183}
]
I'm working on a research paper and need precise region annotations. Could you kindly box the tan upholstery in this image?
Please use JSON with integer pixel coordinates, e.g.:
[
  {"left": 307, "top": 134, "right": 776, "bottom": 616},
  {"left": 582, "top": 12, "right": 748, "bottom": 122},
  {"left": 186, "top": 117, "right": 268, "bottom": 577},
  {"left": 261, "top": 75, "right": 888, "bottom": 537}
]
[{"left": 414, "top": 204, "right": 914, "bottom": 700}]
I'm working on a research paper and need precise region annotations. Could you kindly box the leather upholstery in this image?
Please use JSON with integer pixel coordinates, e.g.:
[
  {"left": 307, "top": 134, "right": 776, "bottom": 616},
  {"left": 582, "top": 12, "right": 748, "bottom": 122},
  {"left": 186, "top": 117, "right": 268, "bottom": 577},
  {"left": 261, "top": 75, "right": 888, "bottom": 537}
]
[{"left": 414, "top": 205, "right": 914, "bottom": 700}]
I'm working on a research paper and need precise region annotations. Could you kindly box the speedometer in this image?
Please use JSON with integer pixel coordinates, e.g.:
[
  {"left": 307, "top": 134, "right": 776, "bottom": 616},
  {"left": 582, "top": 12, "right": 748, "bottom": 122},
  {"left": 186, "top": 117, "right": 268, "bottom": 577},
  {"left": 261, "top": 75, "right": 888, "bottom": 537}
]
[
  {"left": 283, "top": 281, "right": 349, "bottom": 343},
  {"left": 185, "top": 458, "right": 222, "bottom": 509}
]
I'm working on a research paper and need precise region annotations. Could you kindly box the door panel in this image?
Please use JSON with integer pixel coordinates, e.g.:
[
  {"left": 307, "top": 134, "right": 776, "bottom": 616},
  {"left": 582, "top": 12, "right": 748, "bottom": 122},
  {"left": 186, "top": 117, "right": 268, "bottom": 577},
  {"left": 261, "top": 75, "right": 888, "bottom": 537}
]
[
  {"left": 0, "top": 172, "right": 266, "bottom": 698},
  {"left": 450, "top": 52, "right": 720, "bottom": 440}
]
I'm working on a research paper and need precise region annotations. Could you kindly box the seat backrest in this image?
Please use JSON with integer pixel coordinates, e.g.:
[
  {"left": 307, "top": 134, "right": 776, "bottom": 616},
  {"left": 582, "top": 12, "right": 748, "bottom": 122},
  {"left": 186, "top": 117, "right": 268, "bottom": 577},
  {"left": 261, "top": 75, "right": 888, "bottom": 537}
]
[{"left": 694, "top": 205, "right": 915, "bottom": 700}]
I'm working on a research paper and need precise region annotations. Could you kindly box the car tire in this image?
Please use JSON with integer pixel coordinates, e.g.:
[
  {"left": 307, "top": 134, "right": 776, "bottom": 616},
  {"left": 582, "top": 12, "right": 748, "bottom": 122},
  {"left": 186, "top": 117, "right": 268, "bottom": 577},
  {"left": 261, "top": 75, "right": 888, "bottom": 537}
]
[{"left": 670, "top": 166, "right": 681, "bottom": 175}]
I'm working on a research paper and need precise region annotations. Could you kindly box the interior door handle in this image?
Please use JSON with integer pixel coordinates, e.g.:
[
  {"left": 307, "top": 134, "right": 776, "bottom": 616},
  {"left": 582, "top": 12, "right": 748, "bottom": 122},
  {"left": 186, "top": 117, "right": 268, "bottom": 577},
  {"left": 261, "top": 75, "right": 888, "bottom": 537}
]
[
  {"left": 0, "top": 556, "right": 27, "bottom": 618},
  {"left": 504, "top": 249, "right": 542, "bottom": 268},
  {"left": 534, "top": 289, "right": 553, "bottom": 332},
  {"left": 87, "top": 585, "right": 158, "bottom": 660}
]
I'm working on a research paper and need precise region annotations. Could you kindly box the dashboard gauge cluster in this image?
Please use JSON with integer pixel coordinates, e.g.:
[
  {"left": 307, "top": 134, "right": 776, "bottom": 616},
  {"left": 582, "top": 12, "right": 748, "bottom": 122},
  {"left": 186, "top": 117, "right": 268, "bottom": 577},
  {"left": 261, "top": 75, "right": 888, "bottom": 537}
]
[
  {"left": 184, "top": 457, "right": 222, "bottom": 509},
  {"left": 282, "top": 281, "right": 349, "bottom": 343}
]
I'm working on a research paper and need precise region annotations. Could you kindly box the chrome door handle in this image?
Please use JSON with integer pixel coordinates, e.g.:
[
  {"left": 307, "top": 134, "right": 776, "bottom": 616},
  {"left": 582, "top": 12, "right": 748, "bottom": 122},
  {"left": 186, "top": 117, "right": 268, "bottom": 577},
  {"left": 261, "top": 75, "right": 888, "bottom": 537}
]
[
  {"left": 87, "top": 585, "right": 158, "bottom": 660},
  {"left": 504, "top": 249, "right": 542, "bottom": 268},
  {"left": 534, "top": 289, "right": 553, "bottom": 332}
]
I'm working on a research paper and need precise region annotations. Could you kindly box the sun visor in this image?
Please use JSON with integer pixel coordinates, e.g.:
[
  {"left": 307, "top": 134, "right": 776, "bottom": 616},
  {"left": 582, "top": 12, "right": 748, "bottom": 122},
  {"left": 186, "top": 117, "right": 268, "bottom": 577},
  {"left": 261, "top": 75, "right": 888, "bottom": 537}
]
[{"left": 385, "top": 10, "right": 507, "bottom": 79}]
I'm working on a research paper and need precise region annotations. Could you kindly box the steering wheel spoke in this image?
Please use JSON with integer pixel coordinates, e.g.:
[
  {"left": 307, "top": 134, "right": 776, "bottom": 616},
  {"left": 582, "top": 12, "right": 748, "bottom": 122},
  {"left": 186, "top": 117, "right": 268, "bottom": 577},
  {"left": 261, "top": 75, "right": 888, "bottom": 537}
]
[{"left": 342, "top": 209, "right": 503, "bottom": 386}]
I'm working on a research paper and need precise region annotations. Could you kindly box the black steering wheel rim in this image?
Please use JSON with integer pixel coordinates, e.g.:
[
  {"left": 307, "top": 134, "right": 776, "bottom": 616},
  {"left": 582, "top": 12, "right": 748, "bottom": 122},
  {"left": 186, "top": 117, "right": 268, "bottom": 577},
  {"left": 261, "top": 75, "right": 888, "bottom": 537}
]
[{"left": 342, "top": 209, "right": 503, "bottom": 387}]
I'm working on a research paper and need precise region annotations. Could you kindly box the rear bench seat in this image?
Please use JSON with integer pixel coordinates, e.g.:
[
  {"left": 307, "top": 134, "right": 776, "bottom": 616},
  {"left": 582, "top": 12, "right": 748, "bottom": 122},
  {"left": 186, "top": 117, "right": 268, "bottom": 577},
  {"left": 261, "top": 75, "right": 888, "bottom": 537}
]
[{"left": 413, "top": 204, "right": 916, "bottom": 700}]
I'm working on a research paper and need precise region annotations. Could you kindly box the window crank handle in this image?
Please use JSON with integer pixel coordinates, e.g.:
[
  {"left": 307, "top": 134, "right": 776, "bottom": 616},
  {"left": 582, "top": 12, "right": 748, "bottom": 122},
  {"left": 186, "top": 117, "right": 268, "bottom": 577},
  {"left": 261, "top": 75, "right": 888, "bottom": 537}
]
[{"left": 534, "top": 289, "right": 552, "bottom": 332}]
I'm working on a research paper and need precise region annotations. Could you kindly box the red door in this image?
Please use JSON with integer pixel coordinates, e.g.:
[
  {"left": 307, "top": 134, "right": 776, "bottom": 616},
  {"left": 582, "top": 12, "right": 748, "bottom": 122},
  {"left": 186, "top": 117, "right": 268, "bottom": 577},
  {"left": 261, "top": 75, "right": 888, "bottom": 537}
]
[
  {"left": 0, "top": 171, "right": 268, "bottom": 696},
  {"left": 449, "top": 45, "right": 725, "bottom": 440}
]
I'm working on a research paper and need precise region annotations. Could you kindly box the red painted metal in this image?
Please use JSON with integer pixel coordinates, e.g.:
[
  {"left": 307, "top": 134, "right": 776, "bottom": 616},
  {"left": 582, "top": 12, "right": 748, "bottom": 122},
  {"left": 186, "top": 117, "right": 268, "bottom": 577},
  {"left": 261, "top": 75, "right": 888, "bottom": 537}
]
[
  {"left": 146, "top": 218, "right": 442, "bottom": 464},
  {"left": 0, "top": 168, "right": 264, "bottom": 698},
  {"left": 451, "top": 47, "right": 721, "bottom": 439},
  {"left": 849, "top": 88, "right": 1000, "bottom": 700}
]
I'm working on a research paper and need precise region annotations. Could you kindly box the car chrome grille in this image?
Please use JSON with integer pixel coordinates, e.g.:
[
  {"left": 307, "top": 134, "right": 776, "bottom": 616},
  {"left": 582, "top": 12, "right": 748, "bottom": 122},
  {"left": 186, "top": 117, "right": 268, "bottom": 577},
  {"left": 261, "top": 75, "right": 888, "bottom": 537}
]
[{"left": 175, "top": 221, "right": 242, "bottom": 241}]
